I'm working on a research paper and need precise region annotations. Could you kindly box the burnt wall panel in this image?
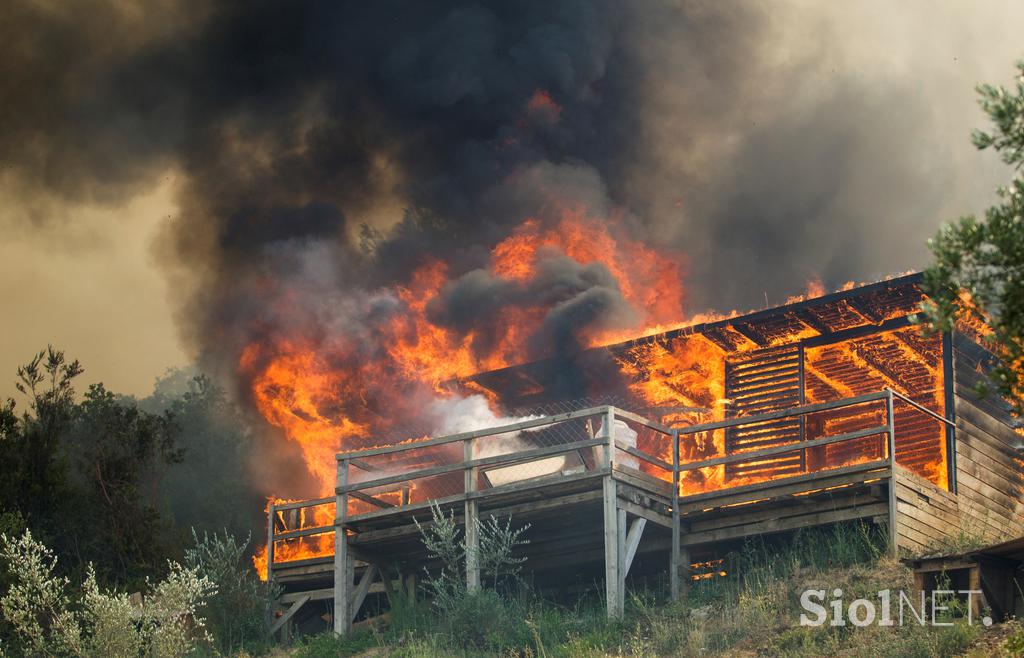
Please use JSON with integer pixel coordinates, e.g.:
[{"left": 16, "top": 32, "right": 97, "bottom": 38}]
[
  {"left": 803, "top": 327, "right": 948, "bottom": 487},
  {"left": 724, "top": 344, "right": 803, "bottom": 481}
]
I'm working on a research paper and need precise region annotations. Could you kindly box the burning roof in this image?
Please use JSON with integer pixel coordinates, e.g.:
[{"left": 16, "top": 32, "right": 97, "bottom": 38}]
[{"left": 462, "top": 273, "right": 930, "bottom": 410}]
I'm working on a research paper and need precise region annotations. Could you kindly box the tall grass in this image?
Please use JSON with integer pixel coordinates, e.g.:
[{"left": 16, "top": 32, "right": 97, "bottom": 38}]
[{"left": 293, "top": 521, "right": 990, "bottom": 657}]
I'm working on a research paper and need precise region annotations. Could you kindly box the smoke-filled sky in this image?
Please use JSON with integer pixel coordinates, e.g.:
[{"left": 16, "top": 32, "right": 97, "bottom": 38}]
[{"left": 1, "top": 0, "right": 1022, "bottom": 400}]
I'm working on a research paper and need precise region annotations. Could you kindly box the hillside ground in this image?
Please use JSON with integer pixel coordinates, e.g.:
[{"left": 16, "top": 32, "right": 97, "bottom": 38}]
[{"left": 263, "top": 523, "right": 1024, "bottom": 658}]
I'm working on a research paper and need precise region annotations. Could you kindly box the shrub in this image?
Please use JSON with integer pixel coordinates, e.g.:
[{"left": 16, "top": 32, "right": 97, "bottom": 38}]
[
  {"left": 414, "top": 503, "right": 530, "bottom": 614},
  {"left": 413, "top": 503, "right": 465, "bottom": 614},
  {"left": 446, "top": 589, "right": 530, "bottom": 651},
  {"left": 184, "top": 529, "right": 275, "bottom": 654},
  {"left": 411, "top": 503, "right": 532, "bottom": 651},
  {"left": 292, "top": 629, "right": 377, "bottom": 658},
  {"left": 0, "top": 530, "right": 215, "bottom": 658}
]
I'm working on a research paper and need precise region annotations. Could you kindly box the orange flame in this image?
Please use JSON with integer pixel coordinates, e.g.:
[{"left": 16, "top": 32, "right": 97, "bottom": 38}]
[
  {"left": 244, "top": 208, "right": 688, "bottom": 574},
  {"left": 244, "top": 197, "right": 950, "bottom": 579}
]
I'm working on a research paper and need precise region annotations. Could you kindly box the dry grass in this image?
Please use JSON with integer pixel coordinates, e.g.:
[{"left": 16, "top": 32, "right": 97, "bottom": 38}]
[{"left": 267, "top": 523, "right": 1012, "bottom": 658}]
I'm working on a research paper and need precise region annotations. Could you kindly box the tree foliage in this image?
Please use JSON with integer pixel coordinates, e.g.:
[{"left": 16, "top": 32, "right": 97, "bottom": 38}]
[
  {"left": 184, "top": 529, "right": 275, "bottom": 654},
  {"left": 0, "top": 530, "right": 215, "bottom": 658},
  {"left": 0, "top": 350, "right": 276, "bottom": 653},
  {"left": 0, "top": 348, "right": 181, "bottom": 588},
  {"left": 923, "top": 61, "right": 1024, "bottom": 413},
  {"left": 149, "top": 374, "right": 263, "bottom": 545}
]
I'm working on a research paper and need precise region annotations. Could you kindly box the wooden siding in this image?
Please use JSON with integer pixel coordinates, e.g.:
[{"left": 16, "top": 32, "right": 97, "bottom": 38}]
[
  {"left": 894, "top": 466, "right": 962, "bottom": 554},
  {"left": 951, "top": 329, "right": 1024, "bottom": 543}
]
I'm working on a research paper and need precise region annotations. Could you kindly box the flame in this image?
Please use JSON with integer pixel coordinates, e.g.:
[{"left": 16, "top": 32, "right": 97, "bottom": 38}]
[
  {"left": 618, "top": 305, "right": 949, "bottom": 494},
  {"left": 243, "top": 208, "right": 687, "bottom": 574},
  {"left": 526, "top": 89, "right": 562, "bottom": 120},
  {"left": 244, "top": 210, "right": 685, "bottom": 480},
  {"left": 243, "top": 189, "right": 950, "bottom": 581},
  {"left": 252, "top": 497, "right": 336, "bottom": 580}
]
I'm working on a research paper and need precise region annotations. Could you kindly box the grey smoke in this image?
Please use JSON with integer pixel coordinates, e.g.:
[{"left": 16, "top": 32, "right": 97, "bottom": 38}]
[
  {"left": 2, "top": 0, "right": 1022, "bottom": 497},
  {"left": 426, "top": 248, "right": 638, "bottom": 358}
]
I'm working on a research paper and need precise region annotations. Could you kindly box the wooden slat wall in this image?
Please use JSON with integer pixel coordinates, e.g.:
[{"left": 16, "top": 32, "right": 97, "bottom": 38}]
[
  {"left": 895, "top": 467, "right": 962, "bottom": 554},
  {"left": 951, "top": 330, "right": 1024, "bottom": 543},
  {"left": 724, "top": 345, "right": 803, "bottom": 481},
  {"left": 803, "top": 327, "right": 946, "bottom": 484}
]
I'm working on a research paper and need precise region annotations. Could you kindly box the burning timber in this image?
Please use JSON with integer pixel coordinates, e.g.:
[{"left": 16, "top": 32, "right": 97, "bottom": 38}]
[{"left": 264, "top": 273, "right": 1024, "bottom": 639}]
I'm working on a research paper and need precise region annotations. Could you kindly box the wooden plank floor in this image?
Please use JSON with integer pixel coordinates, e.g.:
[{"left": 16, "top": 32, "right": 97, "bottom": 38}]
[
  {"left": 677, "top": 461, "right": 893, "bottom": 550},
  {"left": 272, "top": 461, "right": 899, "bottom": 600}
]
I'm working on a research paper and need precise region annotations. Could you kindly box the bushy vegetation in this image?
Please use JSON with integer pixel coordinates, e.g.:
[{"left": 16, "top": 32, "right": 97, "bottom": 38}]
[
  {"left": 0, "top": 529, "right": 280, "bottom": 658},
  {"left": 0, "top": 530, "right": 215, "bottom": 657},
  {"left": 184, "top": 530, "right": 277, "bottom": 656},
  {"left": 0, "top": 348, "right": 276, "bottom": 656},
  {"left": 0, "top": 348, "right": 179, "bottom": 588},
  {"left": 291, "top": 521, "right": 1002, "bottom": 658},
  {"left": 414, "top": 503, "right": 529, "bottom": 618}
]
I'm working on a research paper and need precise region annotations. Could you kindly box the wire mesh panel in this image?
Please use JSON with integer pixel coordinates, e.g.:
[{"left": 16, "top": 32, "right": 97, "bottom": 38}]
[
  {"left": 613, "top": 414, "right": 674, "bottom": 483},
  {"left": 338, "top": 407, "right": 613, "bottom": 519}
]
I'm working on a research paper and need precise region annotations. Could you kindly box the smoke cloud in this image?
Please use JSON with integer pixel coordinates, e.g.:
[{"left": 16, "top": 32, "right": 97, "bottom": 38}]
[{"left": 2, "top": 0, "right": 1023, "bottom": 496}]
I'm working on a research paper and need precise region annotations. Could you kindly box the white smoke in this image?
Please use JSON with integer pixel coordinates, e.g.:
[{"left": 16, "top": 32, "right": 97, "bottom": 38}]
[{"left": 427, "top": 394, "right": 541, "bottom": 458}]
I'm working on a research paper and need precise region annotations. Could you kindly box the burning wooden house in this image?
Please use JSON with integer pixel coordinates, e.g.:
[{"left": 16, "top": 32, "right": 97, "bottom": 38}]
[{"left": 264, "top": 273, "right": 1022, "bottom": 638}]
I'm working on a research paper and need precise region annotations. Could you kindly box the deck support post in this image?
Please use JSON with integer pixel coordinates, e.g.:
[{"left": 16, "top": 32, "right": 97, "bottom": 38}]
[
  {"left": 885, "top": 389, "right": 899, "bottom": 558},
  {"left": 349, "top": 563, "right": 378, "bottom": 625},
  {"left": 405, "top": 573, "right": 417, "bottom": 602},
  {"left": 680, "top": 545, "right": 691, "bottom": 597},
  {"left": 379, "top": 563, "right": 397, "bottom": 607},
  {"left": 623, "top": 517, "right": 647, "bottom": 578},
  {"left": 334, "top": 458, "right": 351, "bottom": 635},
  {"left": 266, "top": 501, "right": 276, "bottom": 618},
  {"left": 670, "top": 429, "right": 681, "bottom": 601},
  {"left": 603, "top": 475, "right": 622, "bottom": 618},
  {"left": 617, "top": 508, "right": 627, "bottom": 608},
  {"left": 603, "top": 407, "right": 623, "bottom": 618},
  {"left": 464, "top": 436, "right": 480, "bottom": 592}
]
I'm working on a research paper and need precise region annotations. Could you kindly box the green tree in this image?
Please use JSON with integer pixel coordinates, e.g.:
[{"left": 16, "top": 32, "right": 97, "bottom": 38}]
[
  {"left": 62, "top": 383, "right": 180, "bottom": 585},
  {"left": 142, "top": 371, "right": 264, "bottom": 545},
  {"left": 0, "top": 348, "right": 82, "bottom": 529},
  {"left": 923, "top": 60, "right": 1024, "bottom": 413},
  {"left": 0, "top": 348, "right": 181, "bottom": 589}
]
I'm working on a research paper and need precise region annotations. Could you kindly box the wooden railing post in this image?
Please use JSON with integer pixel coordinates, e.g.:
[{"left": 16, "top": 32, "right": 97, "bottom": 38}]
[
  {"left": 605, "top": 406, "right": 616, "bottom": 468},
  {"left": 464, "top": 436, "right": 480, "bottom": 592},
  {"left": 334, "top": 458, "right": 351, "bottom": 635},
  {"left": 670, "top": 429, "right": 681, "bottom": 601},
  {"left": 603, "top": 407, "right": 622, "bottom": 618},
  {"left": 266, "top": 501, "right": 277, "bottom": 633},
  {"left": 885, "top": 389, "right": 899, "bottom": 558},
  {"left": 267, "top": 502, "right": 276, "bottom": 590}
]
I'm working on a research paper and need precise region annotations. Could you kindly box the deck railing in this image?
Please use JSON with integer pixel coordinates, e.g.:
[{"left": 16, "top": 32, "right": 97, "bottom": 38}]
[
  {"left": 672, "top": 388, "right": 953, "bottom": 495},
  {"left": 266, "top": 406, "right": 673, "bottom": 577},
  {"left": 267, "top": 389, "right": 953, "bottom": 582},
  {"left": 334, "top": 405, "right": 673, "bottom": 521}
]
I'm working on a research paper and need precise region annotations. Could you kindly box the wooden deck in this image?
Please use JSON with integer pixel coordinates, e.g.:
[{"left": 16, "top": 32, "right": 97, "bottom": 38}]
[
  {"left": 255, "top": 276, "right": 1024, "bottom": 641},
  {"left": 263, "top": 388, "right": 1006, "bottom": 639}
]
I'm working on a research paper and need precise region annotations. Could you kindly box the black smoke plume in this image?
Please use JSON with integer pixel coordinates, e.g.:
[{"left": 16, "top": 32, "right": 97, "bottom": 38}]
[{"left": 2, "top": 1, "right": 1019, "bottom": 498}]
